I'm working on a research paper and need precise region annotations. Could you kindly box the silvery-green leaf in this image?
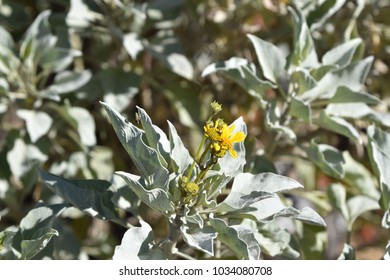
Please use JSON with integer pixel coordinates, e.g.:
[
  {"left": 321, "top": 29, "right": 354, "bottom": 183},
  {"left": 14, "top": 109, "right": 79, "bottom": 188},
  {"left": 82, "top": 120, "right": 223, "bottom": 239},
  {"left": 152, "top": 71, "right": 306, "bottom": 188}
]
[
  {"left": 322, "top": 38, "right": 361, "bottom": 67},
  {"left": 290, "top": 97, "right": 312, "bottom": 124},
  {"left": 20, "top": 10, "right": 53, "bottom": 60},
  {"left": 101, "top": 102, "right": 169, "bottom": 190},
  {"left": 218, "top": 172, "right": 302, "bottom": 212},
  {"left": 40, "top": 70, "right": 92, "bottom": 96},
  {"left": 123, "top": 32, "right": 144, "bottom": 60},
  {"left": 180, "top": 225, "right": 216, "bottom": 256},
  {"left": 247, "top": 34, "right": 286, "bottom": 84},
  {"left": 290, "top": 69, "right": 317, "bottom": 95},
  {"left": 111, "top": 175, "right": 140, "bottom": 215},
  {"left": 327, "top": 86, "right": 381, "bottom": 105},
  {"left": 304, "top": 141, "right": 345, "bottom": 179},
  {"left": 21, "top": 227, "right": 58, "bottom": 260},
  {"left": 68, "top": 107, "right": 96, "bottom": 147},
  {"left": 307, "top": 0, "right": 347, "bottom": 31},
  {"left": 7, "top": 138, "right": 48, "bottom": 179},
  {"left": 184, "top": 205, "right": 204, "bottom": 228},
  {"left": 327, "top": 183, "right": 349, "bottom": 221},
  {"left": 40, "top": 170, "right": 120, "bottom": 222},
  {"left": 275, "top": 207, "right": 326, "bottom": 227},
  {"left": 113, "top": 220, "right": 166, "bottom": 260},
  {"left": 314, "top": 111, "right": 361, "bottom": 143},
  {"left": 16, "top": 110, "right": 53, "bottom": 143},
  {"left": 265, "top": 101, "right": 296, "bottom": 141},
  {"left": 202, "top": 57, "right": 273, "bottom": 105},
  {"left": 115, "top": 171, "right": 174, "bottom": 213},
  {"left": 342, "top": 151, "right": 380, "bottom": 200},
  {"left": 168, "top": 121, "right": 193, "bottom": 174},
  {"left": 66, "top": 0, "right": 103, "bottom": 28},
  {"left": 300, "top": 57, "right": 373, "bottom": 102},
  {"left": 231, "top": 223, "right": 261, "bottom": 260},
  {"left": 145, "top": 41, "right": 193, "bottom": 80},
  {"left": 209, "top": 215, "right": 249, "bottom": 259},
  {"left": 242, "top": 196, "right": 286, "bottom": 221},
  {"left": 384, "top": 242, "right": 390, "bottom": 260},
  {"left": 346, "top": 196, "right": 380, "bottom": 230},
  {"left": 288, "top": 6, "right": 319, "bottom": 68},
  {"left": 39, "top": 48, "right": 82, "bottom": 73},
  {"left": 217, "top": 117, "right": 247, "bottom": 177},
  {"left": 326, "top": 103, "right": 390, "bottom": 127},
  {"left": 136, "top": 106, "right": 170, "bottom": 167},
  {"left": 257, "top": 221, "right": 296, "bottom": 257},
  {"left": 367, "top": 125, "right": 390, "bottom": 228},
  {"left": 0, "top": 26, "right": 15, "bottom": 50},
  {"left": 337, "top": 244, "right": 356, "bottom": 260}
]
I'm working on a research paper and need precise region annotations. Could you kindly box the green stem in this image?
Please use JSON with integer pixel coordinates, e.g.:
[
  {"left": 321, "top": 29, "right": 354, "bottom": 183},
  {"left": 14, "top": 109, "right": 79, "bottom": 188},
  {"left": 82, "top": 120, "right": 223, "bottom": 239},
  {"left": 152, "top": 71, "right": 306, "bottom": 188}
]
[{"left": 186, "top": 135, "right": 207, "bottom": 179}]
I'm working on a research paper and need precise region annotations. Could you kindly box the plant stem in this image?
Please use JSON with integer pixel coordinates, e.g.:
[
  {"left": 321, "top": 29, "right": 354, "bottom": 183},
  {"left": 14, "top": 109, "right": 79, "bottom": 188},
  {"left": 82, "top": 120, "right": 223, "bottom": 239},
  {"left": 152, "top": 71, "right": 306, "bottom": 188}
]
[{"left": 186, "top": 135, "right": 207, "bottom": 179}]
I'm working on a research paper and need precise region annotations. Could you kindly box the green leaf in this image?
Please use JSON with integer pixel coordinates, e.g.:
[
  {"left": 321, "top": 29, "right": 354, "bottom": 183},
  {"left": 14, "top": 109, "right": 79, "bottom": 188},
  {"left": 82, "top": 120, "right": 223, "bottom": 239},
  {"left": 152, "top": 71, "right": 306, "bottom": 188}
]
[
  {"left": 113, "top": 221, "right": 166, "bottom": 260},
  {"left": 288, "top": 6, "right": 319, "bottom": 68},
  {"left": 314, "top": 111, "right": 361, "bottom": 143},
  {"left": 322, "top": 38, "right": 362, "bottom": 67},
  {"left": 327, "top": 183, "right": 349, "bottom": 221},
  {"left": 247, "top": 34, "right": 286, "bottom": 83},
  {"left": 300, "top": 57, "right": 373, "bottom": 102},
  {"left": 66, "top": 0, "right": 99, "bottom": 28},
  {"left": 346, "top": 196, "right": 379, "bottom": 230},
  {"left": 307, "top": 0, "right": 347, "bottom": 31},
  {"left": 68, "top": 107, "right": 96, "bottom": 147},
  {"left": 168, "top": 121, "right": 193, "bottom": 174},
  {"left": 39, "top": 48, "right": 82, "bottom": 73},
  {"left": 40, "top": 170, "right": 119, "bottom": 222},
  {"left": 123, "top": 32, "right": 144, "bottom": 60},
  {"left": 265, "top": 102, "right": 296, "bottom": 142},
  {"left": 16, "top": 110, "right": 53, "bottom": 143},
  {"left": 290, "top": 97, "right": 312, "bottom": 124},
  {"left": 115, "top": 171, "right": 174, "bottom": 213},
  {"left": 21, "top": 227, "right": 58, "bottom": 260},
  {"left": 338, "top": 244, "right": 356, "bottom": 260},
  {"left": 327, "top": 86, "right": 381, "bottom": 105},
  {"left": 243, "top": 196, "right": 287, "bottom": 221},
  {"left": 40, "top": 70, "right": 92, "bottom": 96},
  {"left": 101, "top": 102, "right": 169, "bottom": 190},
  {"left": 0, "top": 26, "right": 15, "bottom": 50},
  {"left": 180, "top": 225, "right": 217, "bottom": 256},
  {"left": 136, "top": 106, "right": 170, "bottom": 167},
  {"left": 385, "top": 242, "right": 390, "bottom": 260},
  {"left": 202, "top": 57, "right": 274, "bottom": 105},
  {"left": 326, "top": 103, "right": 390, "bottom": 127},
  {"left": 218, "top": 172, "right": 303, "bottom": 212},
  {"left": 209, "top": 215, "right": 250, "bottom": 259},
  {"left": 257, "top": 221, "right": 298, "bottom": 258},
  {"left": 304, "top": 141, "right": 345, "bottom": 179},
  {"left": 290, "top": 69, "right": 317, "bottom": 95},
  {"left": 231, "top": 223, "right": 261, "bottom": 260},
  {"left": 367, "top": 125, "right": 390, "bottom": 228},
  {"left": 7, "top": 138, "right": 48, "bottom": 179},
  {"left": 342, "top": 151, "right": 380, "bottom": 200},
  {"left": 275, "top": 207, "right": 326, "bottom": 227}
]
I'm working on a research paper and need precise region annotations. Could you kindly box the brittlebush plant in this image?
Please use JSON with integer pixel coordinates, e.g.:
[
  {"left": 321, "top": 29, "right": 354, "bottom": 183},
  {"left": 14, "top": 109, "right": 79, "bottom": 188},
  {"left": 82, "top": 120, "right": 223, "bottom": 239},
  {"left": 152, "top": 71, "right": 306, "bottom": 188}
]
[{"left": 32, "top": 101, "right": 324, "bottom": 260}]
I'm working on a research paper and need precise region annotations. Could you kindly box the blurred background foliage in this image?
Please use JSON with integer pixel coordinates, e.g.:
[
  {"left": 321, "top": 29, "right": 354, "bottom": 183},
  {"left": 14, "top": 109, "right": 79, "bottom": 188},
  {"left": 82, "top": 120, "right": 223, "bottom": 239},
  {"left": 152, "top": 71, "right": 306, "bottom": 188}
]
[{"left": 0, "top": 0, "right": 389, "bottom": 259}]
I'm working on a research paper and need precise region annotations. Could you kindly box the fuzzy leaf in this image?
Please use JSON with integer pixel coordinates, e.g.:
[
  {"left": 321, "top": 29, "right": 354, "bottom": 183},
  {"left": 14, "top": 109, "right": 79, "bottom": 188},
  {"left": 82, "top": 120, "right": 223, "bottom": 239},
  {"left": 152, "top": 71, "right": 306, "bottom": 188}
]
[
  {"left": 327, "top": 183, "right": 349, "bottom": 222},
  {"left": 290, "top": 97, "right": 312, "bottom": 123},
  {"left": 21, "top": 227, "right": 58, "bottom": 260},
  {"left": 346, "top": 196, "right": 380, "bottom": 230},
  {"left": 180, "top": 225, "right": 217, "bottom": 256},
  {"left": 40, "top": 170, "right": 119, "bottom": 221},
  {"left": 101, "top": 102, "right": 169, "bottom": 190},
  {"left": 168, "top": 121, "right": 193, "bottom": 174},
  {"left": 314, "top": 111, "right": 361, "bottom": 143},
  {"left": 327, "top": 86, "right": 381, "bottom": 105},
  {"left": 17, "top": 110, "right": 53, "bottom": 143},
  {"left": 202, "top": 57, "right": 273, "bottom": 104},
  {"left": 247, "top": 34, "right": 286, "bottom": 83},
  {"left": 265, "top": 102, "right": 296, "bottom": 141},
  {"left": 322, "top": 38, "right": 362, "bottom": 67},
  {"left": 68, "top": 107, "right": 96, "bottom": 147},
  {"left": 209, "top": 215, "right": 249, "bottom": 259},
  {"left": 113, "top": 221, "right": 166, "bottom": 260},
  {"left": 115, "top": 171, "right": 174, "bottom": 213},
  {"left": 304, "top": 141, "right": 345, "bottom": 179}
]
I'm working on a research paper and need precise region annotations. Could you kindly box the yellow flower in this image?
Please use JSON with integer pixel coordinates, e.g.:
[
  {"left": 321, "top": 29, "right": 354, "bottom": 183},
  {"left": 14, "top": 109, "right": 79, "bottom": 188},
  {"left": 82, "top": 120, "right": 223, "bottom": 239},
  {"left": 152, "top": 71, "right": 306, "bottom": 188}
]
[{"left": 219, "top": 124, "right": 246, "bottom": 158}]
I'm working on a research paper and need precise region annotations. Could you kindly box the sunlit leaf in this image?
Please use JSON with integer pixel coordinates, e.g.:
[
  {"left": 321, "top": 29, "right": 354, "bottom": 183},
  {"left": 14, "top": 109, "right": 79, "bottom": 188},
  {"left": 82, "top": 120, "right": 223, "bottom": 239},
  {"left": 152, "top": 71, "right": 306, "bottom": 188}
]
[
  {"left": 21, "top": 227, "right": 58, "bottom": 260},
  {"left": 17, "top": 110, "right": 53, "bottom": 143},
  {"left": 180, "top": 225, "right": 216, "bottom": 256},
  {"left": 247, "top": 34, "right": 286, "bottom": 83},
  {"left": 113, "top": 221, "right": 166, "bottom": 260}
]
